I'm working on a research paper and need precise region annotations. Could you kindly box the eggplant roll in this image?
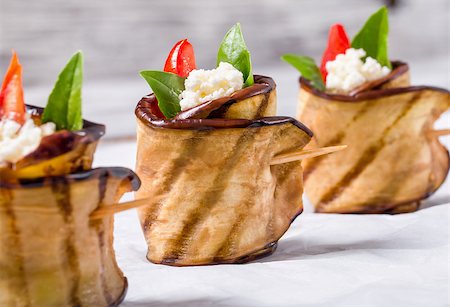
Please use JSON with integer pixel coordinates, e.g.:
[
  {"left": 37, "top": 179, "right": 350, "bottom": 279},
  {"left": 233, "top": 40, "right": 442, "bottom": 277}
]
[
  {"left": 298, "top": 62, "right": 450, "bottom": 214},
  {"left": 0, "top": 105, "right": 105, "bottom": 181},
  {"left": 0, "top": 167, "right": 140, "bottom": 307},
  {"left": 135, "top": 76, "right": 313, "bottom": 265}
]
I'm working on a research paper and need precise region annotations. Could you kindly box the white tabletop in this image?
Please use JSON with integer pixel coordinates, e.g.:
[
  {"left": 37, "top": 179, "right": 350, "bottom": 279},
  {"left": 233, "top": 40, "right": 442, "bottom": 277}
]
[{"left": 94, "top": 130, "right": 449, "bottom": 306}]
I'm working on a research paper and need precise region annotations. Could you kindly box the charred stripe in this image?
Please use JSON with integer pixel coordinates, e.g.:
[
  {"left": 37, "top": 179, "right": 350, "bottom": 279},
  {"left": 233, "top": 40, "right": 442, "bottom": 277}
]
[
  {"left": 317, "top": 93, "right": 421, "bottom": 207},
  {"left": 254, "top": 92, "right": 271, "bottom": 118},
  {"left": 51, "top": 177, "right": 82, "bottom": 306},
  {"left": 95, "top": 174, "right": 113, "bottom": 304},
  {"left": 0, "top": 188, "right": 30, "bottom": 306},
  {"left": 163, "top": 128, "right": 261, "bottom": 262},
  {"left": 214, "top": 124, "right": 293, "bottom": 258},
  {"left": 142, "top": 131, "right": 204, "bottom": 233},
  {"left": 303, "top": 103, "right": 374, "bottom": 181}
]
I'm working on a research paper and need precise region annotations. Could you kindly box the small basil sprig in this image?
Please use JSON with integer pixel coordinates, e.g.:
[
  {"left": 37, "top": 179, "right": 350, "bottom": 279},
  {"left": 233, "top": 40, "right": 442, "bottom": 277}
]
[
  {"left": 217, "top": 23, "right": 254, "bottom": 87},
  {"left": 42, "top": 51, "right": 83, "bottom": 131},
  {"left": 140, "top": 71, "right": 185, "bottom": 118},
  {"left": 281, "top": 54, "right": 325, "bottom": 91},
  {"left": 352, "top": 6, "right": 391, "bottom": 69}
]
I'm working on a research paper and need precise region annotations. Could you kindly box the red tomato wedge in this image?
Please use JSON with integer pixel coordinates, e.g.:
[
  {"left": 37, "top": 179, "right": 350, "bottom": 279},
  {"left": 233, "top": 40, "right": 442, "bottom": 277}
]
[
  {"left": 164, "top": 39, "right": 197, "bottom": 78},
  {"left": 150, "top": 39, "right": 197, "bottom": 118},
  {"left": 0, "top": 51, "right": 26, "bottom": 124},
  {"left": 320, "top": 24, "right": 350, "bottom": 81}
]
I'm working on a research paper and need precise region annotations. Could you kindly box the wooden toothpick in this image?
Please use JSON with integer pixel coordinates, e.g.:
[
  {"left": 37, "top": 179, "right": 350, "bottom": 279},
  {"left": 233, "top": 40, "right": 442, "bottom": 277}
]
[{"left": 270, "top": 145, "right": 347, "bottom": 165}]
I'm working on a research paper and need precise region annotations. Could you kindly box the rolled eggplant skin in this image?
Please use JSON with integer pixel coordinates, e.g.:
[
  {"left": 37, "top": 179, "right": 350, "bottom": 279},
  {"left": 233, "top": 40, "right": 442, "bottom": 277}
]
[
  {"left": 136, "top": 119, "right": 311, "bottom": 265},
  {"left": 0, "top": 167, "right": 139, "bottom": 307},
  {"left": 298, "top": 63, "right": 450, "bottom": 213},
  {"left": 135, "top": 76, "right": 313, "bottom": 265}
]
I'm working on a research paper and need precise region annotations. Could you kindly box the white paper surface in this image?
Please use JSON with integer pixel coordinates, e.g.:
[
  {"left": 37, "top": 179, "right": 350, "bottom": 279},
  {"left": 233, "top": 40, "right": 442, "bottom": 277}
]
[
  {"left": 112, "top": 202, "right": 449, "bottom": 307},
  {"left": 93, "top": 131, "right": 450, "bottom": 307}
]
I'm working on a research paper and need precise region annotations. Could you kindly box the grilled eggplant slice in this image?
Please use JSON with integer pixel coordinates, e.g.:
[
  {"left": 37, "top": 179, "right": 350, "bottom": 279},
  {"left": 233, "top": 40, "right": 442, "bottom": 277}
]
[
  {"left": 135, "top": 76, "right": 313, "bottom": 265},
  {"left": 298, "top": 62, "right": 450, "bottom": 213},
  {"left": 0, "top": 167, "right": 140, "bottom": 307}
]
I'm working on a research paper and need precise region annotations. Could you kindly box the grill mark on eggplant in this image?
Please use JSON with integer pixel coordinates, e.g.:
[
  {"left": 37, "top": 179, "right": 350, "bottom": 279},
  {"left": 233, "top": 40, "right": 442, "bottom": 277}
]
[
  {"left": 162, "top": 128, "right": 261, "bottom": 263},
  {"left": 317, "top": 94, "right": 420, "bottom": 207},
  {"left": 215, "top": 150, "right": 271, "bottom": 257},
  {"left": 142, "top": 132, "right": 205, "bottom": 234},
  {"left": 95, "top": 174, "right": 113, "bottom": 304},
  {"left": 303, "top": 103, "right": 373, "bottom": 181},
  {"left": 214, "top": 124, "right": 290, "bottom": 258},
  {"left": 0, "top": 188, "right": 30, "bottom": 306},
  {"left": 303, "top": 132, "right": 345, "bottom": 181},
  {"left": 214, "top": 210, "right": 248, "bottom": 259},
  {"left": 254, "top": 92, "right": 271, "bottom": 118},
  {"left": 207, "top": 100, "right": 236, "bottom": 118},
  {"left": 356, "top": 151, "right": 428, "bottom": 213},
  {"left": 207, "top": 91, "right": 270, "bottom": 120},
  {"left": 98, "top": 173, "right": 108, "bottom": 203},
  {"left": 51, "top": 178, "right": 82, "bottom": 306}
]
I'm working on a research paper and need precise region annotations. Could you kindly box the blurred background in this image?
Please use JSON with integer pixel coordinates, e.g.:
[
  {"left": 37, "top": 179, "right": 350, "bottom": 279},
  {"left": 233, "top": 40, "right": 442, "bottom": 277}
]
[{"left": 0, "top": 0, "right": 449, "bottom": 139}]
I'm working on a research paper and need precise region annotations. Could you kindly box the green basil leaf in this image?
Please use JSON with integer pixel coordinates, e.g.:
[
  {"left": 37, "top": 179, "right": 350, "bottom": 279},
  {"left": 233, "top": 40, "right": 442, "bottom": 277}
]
[
  {"left": 217, "top": 23, "right": 254, "bottom": 87},
  {"left": 281, "top": 54, "right": 325, "bottom": 91},
  {"left": 139, "top": 70, "right": 185, "bottom": 118},
  {"left": 42, "top": 51, "right": 83, "bottom": 131},
  {"left": 351, "top": 6, "right": 391, "bottom": 69}
]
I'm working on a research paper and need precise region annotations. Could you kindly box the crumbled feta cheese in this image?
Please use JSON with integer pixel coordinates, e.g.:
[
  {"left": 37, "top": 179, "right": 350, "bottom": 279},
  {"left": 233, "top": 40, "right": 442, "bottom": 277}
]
[
  {"left": 0, "top": 114, "right": 56, "bottom": 164},
  {"left": 179, "top": 62, "right": 244, "bottom": 111},
  {"left": 325, "top": 48, "right": 391, "bottom": 93}
]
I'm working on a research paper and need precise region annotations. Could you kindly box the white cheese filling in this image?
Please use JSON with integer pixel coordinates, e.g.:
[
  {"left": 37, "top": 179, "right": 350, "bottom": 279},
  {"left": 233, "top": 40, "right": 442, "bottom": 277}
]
[
  {"left": 179, "top": 62, "right": 244, "bottom": 111},
  {"left": 325, "top": 48, "right": 391, "bottom": 93},
  {"left": 0, "top": 114, "right": 56, "bottom": 164}
]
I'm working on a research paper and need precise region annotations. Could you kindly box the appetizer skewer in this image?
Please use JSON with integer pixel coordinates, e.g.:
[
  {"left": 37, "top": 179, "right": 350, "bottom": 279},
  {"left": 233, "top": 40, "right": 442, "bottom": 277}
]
[
  {"left": 0, "top": 52, "right": 140, "bottom": 306},
  {"left": 282, "top": 7, "right": 450, "bottom": 214},
  {"left": 135, "top": 24, "right": 341, "bottom": 265}
]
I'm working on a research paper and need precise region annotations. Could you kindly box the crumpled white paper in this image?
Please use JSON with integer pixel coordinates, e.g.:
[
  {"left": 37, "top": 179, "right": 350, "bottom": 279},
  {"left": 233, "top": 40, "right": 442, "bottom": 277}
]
[{"left": 112, "top": 183, "right": 449, "bottom": 307}]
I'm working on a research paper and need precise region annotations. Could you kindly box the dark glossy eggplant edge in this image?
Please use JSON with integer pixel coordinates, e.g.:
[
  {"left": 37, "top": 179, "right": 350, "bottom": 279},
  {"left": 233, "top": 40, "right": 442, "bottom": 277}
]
[
  {"left": 300, "top": 61, "right": 450, "bottom": 102},
  {"left": 0, "top": 166, "right": 141, "bottom": 190},
  {"left": 0, "top": 105, "right": 106, "bottom": 169},
  {"left": 135, "top": 75, "right": 313, "bottom": 136}
]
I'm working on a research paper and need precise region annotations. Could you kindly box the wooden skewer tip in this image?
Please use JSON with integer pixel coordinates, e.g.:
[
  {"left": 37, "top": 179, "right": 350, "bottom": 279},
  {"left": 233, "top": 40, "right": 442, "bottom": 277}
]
[
  {"left": 428, "top": 129, "right": 450, "bottom": 137},
  {"left": 270, "top": 145, "right": 347, "bottom": 165}
]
